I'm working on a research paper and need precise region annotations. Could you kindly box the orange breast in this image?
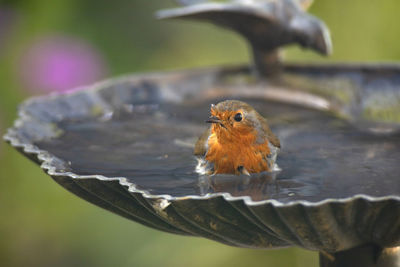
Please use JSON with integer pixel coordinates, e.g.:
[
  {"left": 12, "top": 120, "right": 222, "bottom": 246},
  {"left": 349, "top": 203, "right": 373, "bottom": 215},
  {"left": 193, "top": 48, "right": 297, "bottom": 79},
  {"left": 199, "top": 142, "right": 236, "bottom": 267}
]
[{"left": 205, "top": 132, "right": 271, "bottom": 174}]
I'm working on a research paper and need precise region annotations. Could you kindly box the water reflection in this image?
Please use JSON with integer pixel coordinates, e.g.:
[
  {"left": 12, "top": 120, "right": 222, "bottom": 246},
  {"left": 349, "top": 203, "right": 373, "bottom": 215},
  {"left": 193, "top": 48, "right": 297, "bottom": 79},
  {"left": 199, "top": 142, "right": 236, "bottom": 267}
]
[{"left": 197, "top": 172, "right": 278, "bottom": 201}]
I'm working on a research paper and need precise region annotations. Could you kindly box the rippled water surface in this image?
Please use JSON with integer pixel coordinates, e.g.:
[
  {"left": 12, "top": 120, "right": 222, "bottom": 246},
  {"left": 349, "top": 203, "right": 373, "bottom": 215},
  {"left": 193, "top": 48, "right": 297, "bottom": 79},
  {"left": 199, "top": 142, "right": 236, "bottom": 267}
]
[{"left": 36, "top": 99, "right": 400, "bottom": 203}]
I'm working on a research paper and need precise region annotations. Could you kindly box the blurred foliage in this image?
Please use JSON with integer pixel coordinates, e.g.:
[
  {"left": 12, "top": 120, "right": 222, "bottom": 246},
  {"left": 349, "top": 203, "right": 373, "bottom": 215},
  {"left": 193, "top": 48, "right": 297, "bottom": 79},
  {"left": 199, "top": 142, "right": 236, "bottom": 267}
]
[{"left": 1, "top": 0, "right": 400, "bottom": 266}]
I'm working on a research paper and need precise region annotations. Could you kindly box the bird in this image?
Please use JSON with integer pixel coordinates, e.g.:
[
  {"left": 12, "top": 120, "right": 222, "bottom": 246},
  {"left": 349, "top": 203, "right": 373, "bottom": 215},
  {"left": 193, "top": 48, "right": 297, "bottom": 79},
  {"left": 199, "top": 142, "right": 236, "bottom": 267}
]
[{"left": 194, "top": 100, "right": 280, "bottom": 175}]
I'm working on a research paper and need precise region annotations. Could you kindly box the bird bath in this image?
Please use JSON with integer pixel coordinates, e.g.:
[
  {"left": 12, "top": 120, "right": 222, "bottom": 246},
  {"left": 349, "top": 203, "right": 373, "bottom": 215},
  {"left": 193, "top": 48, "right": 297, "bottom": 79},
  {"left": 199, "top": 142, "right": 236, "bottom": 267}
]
[{"left": 4, "top": 1, "right": 400, "bottom": 266}]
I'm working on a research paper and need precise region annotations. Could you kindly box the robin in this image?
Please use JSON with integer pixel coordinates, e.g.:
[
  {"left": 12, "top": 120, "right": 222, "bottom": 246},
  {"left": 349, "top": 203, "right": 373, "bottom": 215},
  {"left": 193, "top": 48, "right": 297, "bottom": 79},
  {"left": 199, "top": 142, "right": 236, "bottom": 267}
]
[{"left": 194, "top": 100, "right": 280, "bottom": 175}]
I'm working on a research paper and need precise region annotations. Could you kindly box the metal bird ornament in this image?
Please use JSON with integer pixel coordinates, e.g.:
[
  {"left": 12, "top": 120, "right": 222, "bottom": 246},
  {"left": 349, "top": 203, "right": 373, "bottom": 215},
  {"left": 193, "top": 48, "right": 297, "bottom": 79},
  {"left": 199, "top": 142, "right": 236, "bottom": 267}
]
[{"left": 157, "top": 0, "right": 332, "bottom": 76}]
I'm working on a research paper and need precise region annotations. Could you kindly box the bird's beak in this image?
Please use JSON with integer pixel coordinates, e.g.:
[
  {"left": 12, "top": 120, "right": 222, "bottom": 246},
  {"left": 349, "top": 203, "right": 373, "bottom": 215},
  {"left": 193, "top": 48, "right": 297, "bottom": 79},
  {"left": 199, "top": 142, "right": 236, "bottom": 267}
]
[
  {"left": 206, "top": 116, "right": 221, "bottom": 124},
  {"left": 206, "top": 116, "right": 227, "bottom": 129}
]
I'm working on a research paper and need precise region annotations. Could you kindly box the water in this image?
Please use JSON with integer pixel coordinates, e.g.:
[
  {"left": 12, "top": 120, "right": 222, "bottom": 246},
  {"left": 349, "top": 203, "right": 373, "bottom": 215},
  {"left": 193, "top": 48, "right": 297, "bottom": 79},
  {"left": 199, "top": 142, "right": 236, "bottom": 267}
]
[{"left": 36, "top": 99, "right": 400, "bottom": 203}]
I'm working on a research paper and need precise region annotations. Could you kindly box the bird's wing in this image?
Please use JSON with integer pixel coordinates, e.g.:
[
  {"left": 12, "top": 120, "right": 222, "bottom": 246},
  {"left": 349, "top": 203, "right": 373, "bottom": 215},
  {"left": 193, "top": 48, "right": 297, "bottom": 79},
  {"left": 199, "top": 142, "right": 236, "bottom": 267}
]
[
  {"left": 194, "top": 127, "right": 211, "bottom": 156},
  {"left": 267, "top": 130, "right": 281, "bottom": 148},
  {"left": 261, "top": 118, "right": 281, "bottom": 148}
]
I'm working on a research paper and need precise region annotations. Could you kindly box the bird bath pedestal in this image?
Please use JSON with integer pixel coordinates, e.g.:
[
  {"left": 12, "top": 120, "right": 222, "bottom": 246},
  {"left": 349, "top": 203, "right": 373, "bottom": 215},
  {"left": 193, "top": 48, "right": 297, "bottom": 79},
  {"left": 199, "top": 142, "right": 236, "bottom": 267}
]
[{"left": 4, "top": 1, "right": 400, "bottom": 266}]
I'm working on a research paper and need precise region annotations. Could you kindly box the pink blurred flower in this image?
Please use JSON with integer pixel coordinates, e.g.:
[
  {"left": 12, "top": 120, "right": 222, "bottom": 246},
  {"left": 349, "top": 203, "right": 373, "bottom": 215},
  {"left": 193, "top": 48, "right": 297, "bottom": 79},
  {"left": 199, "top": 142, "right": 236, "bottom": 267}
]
[{"left": 19, "top": 36, "right": 108, "bottom": 93}]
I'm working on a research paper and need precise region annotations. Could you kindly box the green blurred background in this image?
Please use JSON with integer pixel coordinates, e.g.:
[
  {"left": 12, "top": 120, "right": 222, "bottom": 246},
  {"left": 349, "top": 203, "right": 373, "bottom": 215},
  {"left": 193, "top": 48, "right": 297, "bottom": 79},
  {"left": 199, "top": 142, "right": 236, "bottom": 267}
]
[{"left": 1, "top": 1, "right": 400, "bottom": 266}]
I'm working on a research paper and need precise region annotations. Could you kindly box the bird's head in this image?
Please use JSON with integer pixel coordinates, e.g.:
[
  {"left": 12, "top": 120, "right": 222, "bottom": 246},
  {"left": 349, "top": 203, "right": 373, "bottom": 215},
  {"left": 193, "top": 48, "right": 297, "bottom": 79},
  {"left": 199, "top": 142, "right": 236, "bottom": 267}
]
[
  {"left": 206, "top": 100, "right": 268, "bottom": 143},
  {"left": 290, "top": 13, "right": 332, "bottom": 56}
]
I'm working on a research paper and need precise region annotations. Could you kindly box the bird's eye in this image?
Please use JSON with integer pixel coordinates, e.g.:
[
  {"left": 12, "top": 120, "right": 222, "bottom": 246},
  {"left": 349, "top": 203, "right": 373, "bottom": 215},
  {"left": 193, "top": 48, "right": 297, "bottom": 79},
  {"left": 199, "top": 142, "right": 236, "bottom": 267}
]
[{"left": 234, "top": 113, "right": 242, "bottom": 122}]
